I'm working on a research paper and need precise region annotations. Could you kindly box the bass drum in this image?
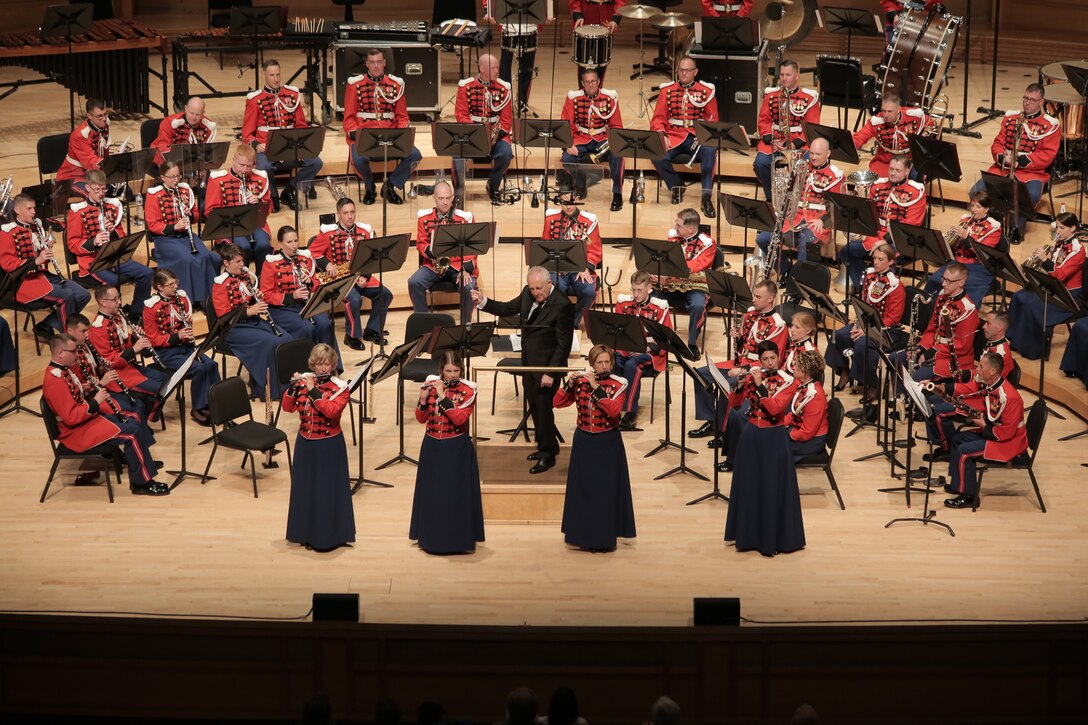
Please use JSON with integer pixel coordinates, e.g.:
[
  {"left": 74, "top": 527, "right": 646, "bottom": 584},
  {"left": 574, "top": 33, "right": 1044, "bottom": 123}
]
[{"left": 880, "top": 7, "right": 961, "bottom": 109}]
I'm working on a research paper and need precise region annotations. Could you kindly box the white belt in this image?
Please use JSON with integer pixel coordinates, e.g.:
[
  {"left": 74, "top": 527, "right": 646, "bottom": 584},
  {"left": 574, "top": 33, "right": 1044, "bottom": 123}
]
[
  {"left": 357, "top": 112, "right": 394, "bottom": 120},
  {"left": 800, "top": 202, "right": 826, "bottom": 211},
  {"left": 470, "top": 114, "right": 500, "bottom": 123},
  {"left": 713, "top": 3, "right": 743, "bottom": 10},
  {"left": 743, "top": 351, "right": 760, "bottom": 361},
  {"left": 669, "top": 119, "right": 696, "bottom": 127},
  {"left": 576, "top": 124, "right": 607, "bottom": 135},
  {"left": 256, "top": 125, "right": 289, "bottom": 132},
  {"left": 936, "top": 336, "right": 953, "bottom": 344},
  {"left": 64, "top": 155, "right": 84, "bottom": 169}
]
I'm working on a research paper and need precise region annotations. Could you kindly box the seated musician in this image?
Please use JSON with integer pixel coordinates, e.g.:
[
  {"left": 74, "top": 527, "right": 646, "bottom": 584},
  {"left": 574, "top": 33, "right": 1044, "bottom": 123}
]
[
  {"left": 651, "top": 56, "right": 719, "bottom": 217},
  {"left": 613, "top": 270, "right": 672, "bottom": 431},
  {"left": 454, "top": 54, "right": 514, "bottom": 205},
  {"left": 0, "top": 193, "right": 90, "bottom": 341},
  {"left": 407, "top": 180, "right": 477, "bottom": 324},
  {"left": 781, "top": 311, "right": 819, "bottom": 372},
  {"left": 929, "top": 351, "right": 1028, "bottom": 510},
  {"left": 897, "top": 261, "right": 978, "bottom": 383},
  {"left": 838, "top": 155, "right": 926, "bottom": 288},
  {"left": 66, "top": 170, "right": 155, "bottom": 316},
  {"left": 981, "top": 309, "right": 1015, "bottom": 378},
  {"left": 561, "top": 68, "right": 625, "bottom": 212},
  {"left": 88, "top": 285, "right": 167, "bottom": 419},
  {"left": 689, "top": 279, "right": 787, "bottom": 442},
  {"left": 142, "top": 269, "right": 220, "bottom": 426},
  {"left": 149, "top": 96, "right": 217, "bottom": 167},
  {"left": 242, "top": 59, "right": 324, "bottom": 212},
  {"left": 701, "top": 0, "right": 753, "bottom": 17},
  {"left": 969, "top": 83, "right": 1059, "bottom": 238},
  {"left": 755, "top": 137, "right": 843, "bottom": 275},
  {"left": 852, "top": 93, "right": 926, "bottom": 179},
  {"left": 260, "top": 225, "right": 341, "bottom": 356},
  {"left": 1007, "top": 212, "right": 1084, "bottom": 360},
  {"left": 211, "top": 243, "right": 284, "bottom": 400},
  {"left": 826, "top": 244, "right": 905, "bottom": 398},
  {"left": 753, "top": 60, "right": 821, "bottom": 201},
  {"left": 145, "top": 161, "right": 221, "bottom": 305},
  {"left": 716, "top": 340, "right": 794, "bottom": 472},
  {"left": 924, "top": 190, "right": 1001, "bottom": 308},
  {"left": 542, "top": 176, "right": 603, "bottom": 328},
  {"left": 56, "top": 98, "right": 111, "bottom": 184},
  {"left": 652, "top": 208, "right": 716, "bottom": 356},
  {"left": 308, "top": 197, "right": 393, "bottom": 350},
  {"left": 1060, "top": 315, "right": 1088, "bottom": 389},
  {"left": 785, "top": 350, "right": 829, "bottom": 462},
  {"left": 66, "top": 313, "right": 149, "bottom": 424},
  {"left": 204, "top": 145, "right": 274, "bottom": 276},
  {"left": 343, "top": 48, "right": 422, "bottom": 206},
  {"left": 43, "top": 334, "right": 168, "bottom": 496}
]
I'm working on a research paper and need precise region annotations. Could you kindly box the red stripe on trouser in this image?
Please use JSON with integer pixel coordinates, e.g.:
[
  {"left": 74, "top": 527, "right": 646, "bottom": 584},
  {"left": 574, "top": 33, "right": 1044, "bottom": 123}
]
[
  {"left": 42, "top": 293, "right": 68, "bottom": 327},
  {"left": 343, "top": 298, "right": 357, "bottom": 337},
  {"left": 935, "top": 411, "right": 957, "bottom": 448},
  {"left": 626, "top": 365, "right": 646, "bottom": 412},
  {"left": 117, "top": 432, "right": 152, "bottom": 482},
  {"left": 955, "top": 449, "right": 986, "bottom": 494}
]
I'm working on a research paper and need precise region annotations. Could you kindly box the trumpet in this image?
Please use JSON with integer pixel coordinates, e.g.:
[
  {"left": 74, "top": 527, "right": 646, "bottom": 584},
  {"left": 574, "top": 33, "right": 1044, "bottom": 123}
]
[{"left": 32, "top": 218, "right": 66, "bottom": 280}]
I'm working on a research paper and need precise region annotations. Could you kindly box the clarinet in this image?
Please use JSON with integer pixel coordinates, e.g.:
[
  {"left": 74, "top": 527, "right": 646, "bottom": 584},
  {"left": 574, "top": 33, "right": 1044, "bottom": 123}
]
[
  {"left": 244, "top": 269, "right": 284, "bottom": 336},
  {"left": 85, "top": 342, "right": 139, "bottom": 405},
  {"left": 172, "top": 186, "right": 199, "bottom": 255},
  {"left": 32, "top": 218, "right": 67, "bottom": 280}
]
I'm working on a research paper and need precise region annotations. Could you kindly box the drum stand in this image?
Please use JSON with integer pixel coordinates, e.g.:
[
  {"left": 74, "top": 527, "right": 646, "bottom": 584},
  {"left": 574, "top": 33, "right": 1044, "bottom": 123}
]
[{"left": 629, "top": 17, "right": 654, "bottom": 119}]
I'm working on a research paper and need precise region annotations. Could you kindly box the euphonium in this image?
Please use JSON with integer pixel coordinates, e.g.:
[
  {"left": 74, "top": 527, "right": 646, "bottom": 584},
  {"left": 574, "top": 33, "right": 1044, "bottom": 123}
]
[
  {"left": 589, "top": 140, "right": 610, "bottom": 164},
  {"left": 325, "top": 176, "right": 348, "bottom": 201},
  {"left": 434, "top": 256, "right": 451, "bottom": 276}
]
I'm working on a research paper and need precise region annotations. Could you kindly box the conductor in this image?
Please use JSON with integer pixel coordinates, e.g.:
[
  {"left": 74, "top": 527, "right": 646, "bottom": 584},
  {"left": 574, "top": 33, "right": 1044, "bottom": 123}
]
[{"left": 471, "top": 266, "right": 575, "bottom": 473}]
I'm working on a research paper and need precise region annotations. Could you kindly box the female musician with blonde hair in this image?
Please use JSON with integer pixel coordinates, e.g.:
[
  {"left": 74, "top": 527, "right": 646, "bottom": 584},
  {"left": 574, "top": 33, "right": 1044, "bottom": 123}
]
[
  {"left": 145, "top": 160, "right": 221, "bottom": 303},
  {"left": 283, "top": 343, "right": 355, "bottom": 552},
  {"left": 553, "top": 344, "right": 636, "bottom": 552},
  {"left": 410, "top": 351, "right": 485, "bottom": 555},
  {"left": 786, "top": 350, "right": 829, "bottom": 461}
]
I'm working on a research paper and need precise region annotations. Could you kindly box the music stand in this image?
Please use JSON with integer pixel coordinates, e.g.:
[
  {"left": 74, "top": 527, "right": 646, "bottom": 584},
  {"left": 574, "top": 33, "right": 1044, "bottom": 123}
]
[
  {"left": 229, "top": 6, "right": 283, "bottom": 88},
  {"left": 846, "top": 296, "right": 893, "bottom": 443},
  {"left": 433, "top": 222, "right": 495, "bottom": 322},
  {"left": 819, "top": 3, "right": 882, "bottom": 125},
  {"left": 203, "top": 203, "right": 262, "bottom": 264},
  {"left": 371, "top": 333, "right": 432, "bottom": 470},
  {"left": 267, "top": 126, "right": 327, "bottom": 230},
  {"left": 687, "top": 351, "right": 730, "bottom": 505},
  {"left": 910, "top": 135, "right": 962, "bottom": 211},
  {"left": 980, "top": 171, "right": 1036, "bottom": 244},
  {"left": 431, "top": 123, "right": 493, "bottom": 204},
  {"left": 609, "top": 128, "right": 666, "bottom": 240},
  {"left": 705, "top": 270, "right": 751, "bottom": 362},
  {"left": 633, "top": 237, "right": 690, "bottom": 285},
  {"left": 165, "top": 304, "right": 245, "bottom": 490},
  {"left": 86, "top": 231, "right": 143, "bottom": 305},
  {"left": 721, "top": 193, "right": 774, "bottom": 260},
  {"left": 354, "top": 127, "right": 416, "bottom": 236},
  {"left": 971, "top": 239, "right": 1028, "bottom": 303},
  {"left": 826, "top": 190, "right": 879, "bottom": 318},
  {"left": 888, "top": 221, "right": 949, "bottom": 289},
  {"left": 804, "top": 121, "right": 861, "bottom": 165},
  {"left": 651, "top": 332, "right": 709, "bottom": 481},
  {"left": 584, "top": 310, "right": 647, "bottom": 356},
  {"left": 1023, "top": 266, "right": 1082, "bottom": 415},
  {"left": 20, "top": 181, "right": 68, "bottom": 220},
  {"left": 39, "top": 4, "right": 93, "bottom": 129},
  {"left": 701, "top": 17, "right": 757, "bottom": 52},
  {"left": 429, "top": 322, "right": 495, "bottom": 382},
  {"left": 299, "top": 272, "right": 358, "bottom": 345},
  {"left": 696, "top": 121, "right": 750, "bottom": 244},
  {"left": 494, "top": 0, "right": 549, "bottom": 117},
  {"left": 101, "top": 148, "right": 157, "bottom": 234},
  {"left": 347, "top": 356, "right": 389, "bottom": 492},
  {"left": 518, "top": 119, "right": 573, "bottom": 213},
  {"left": 0, "top": 265, "right": 38, "bottom": 417},
  {"left": 350, "top": 233, "right": 410, "bottom": 359},
  {"left": 528, "top": 239, "right": 588, "bottom": 280}
]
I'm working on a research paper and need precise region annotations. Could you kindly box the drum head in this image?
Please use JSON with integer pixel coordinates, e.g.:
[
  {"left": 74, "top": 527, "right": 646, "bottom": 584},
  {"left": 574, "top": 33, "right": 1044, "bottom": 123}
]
[
  {"left": 1039, "top": 59, "right": 1088, "bottom": 84},
  {"left": 575, "top": 25, "right": 611, "bottom": 38},
  {"left": 756, "top": 0, "right": 818, "bottom": 48}
]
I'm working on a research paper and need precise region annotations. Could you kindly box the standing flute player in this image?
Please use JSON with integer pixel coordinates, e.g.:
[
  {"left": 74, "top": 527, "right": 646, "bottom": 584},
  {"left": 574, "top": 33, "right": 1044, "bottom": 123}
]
[{"left": 471, "top": 267, "right": 575, "bottom": 474}]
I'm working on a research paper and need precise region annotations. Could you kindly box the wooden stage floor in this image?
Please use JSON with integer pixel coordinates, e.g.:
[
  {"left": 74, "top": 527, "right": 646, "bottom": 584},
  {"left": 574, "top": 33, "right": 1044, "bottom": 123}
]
[{"left": 1, "top": 32, "right": 1087, "bottom": 629}]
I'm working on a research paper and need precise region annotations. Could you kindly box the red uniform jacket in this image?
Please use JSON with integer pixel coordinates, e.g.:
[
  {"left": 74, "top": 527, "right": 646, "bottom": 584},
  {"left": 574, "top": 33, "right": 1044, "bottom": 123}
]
[
  {"left": 260, "top": 250, "right": 319, "bottom": 306},
  {"left": 954, "top": 376, "right": 1028, "bottom": 462},
  {"left": 455, "top": 76, "right": 514, "bottom": 139},
  {"left": 204, "top": 169, "right": 272, "bottom": 238},
  {"left": 852, "top": 106, "right": 927, "bottom": 178},
  {"left": 415, "top": 377, "right": 477, "bottom": 438},
  {"left": 861, "top": 178, "right": 927, "bottom": 251},
  {"left": 43, "top": 362, "right": 122, "bottom": 450},
  {"left": 553, "top": 372, "right": 626, "bottom": 432},
  {"left": 787, "top": 160, "right": 845, "bottom": 243},
  {"left": 570, "top": 0, "right": 626, "bottom": 26},
  {"left": 950, "top": 212, "right": 1002, "bottom": 264},
  {"left": 88, "top": 312, "right": 154, "bottom": 391},
  {"left": 142, "top": 290, "right": 195, "bottom": 348},
  {"left": 756, "top": 86, "right": 820, "bottom": 154},
  {"left": 782, "top": 335, "right": 819, "bottom": 373},
  {"left": 242, "top": 85, "right": 307, "bottom": 147},
  {"left": 880, "top": 0, "right": 941, "bottom": 18},
  {"left": 701, "top": 0, "right": 753, "bottom": 17},
  {"left": 920, "top": 292, "right": 979, "bottom": 379},
  {"left": 0, "top": 220, "right": 54, "bottom": 303},
  {"left": 1049, "top": 236, "right": 1085, "bottom": 291},
  {"left": 150, "top": 112, "right": 218, "bottom": 165},
  {"left": 722, "top": 307, "right": 788, "bottom": 367},
  {"left": 342, "top": 73, "right": 409, "bottom": 143},
  {"left": 982, "top": 336, "right": 1015, "bottom": 379},
  {"left": 56, "top": 119, "right": 110, "bottom": 182},
  {"left": 651, "top": 80, "right": 719, "bottom": 150},
  {"left": 282, "top": 376, "right": 350, "bottom": 439},
  {"left": 212, "top": 271, "right": 258, "bottom": 317},
  {"left": 309, "top": 222, "right": 379, "bottom": 289},
  {"left": 985, "top": 110, "right": 1060, "bottom": 185},
  {"left": 731, "top": 369, "right": 797, "bottom": 427},
  {"left": 787, "top": 380, "right": 828, "bottom": 441},
  {"left": 542, "top": 209, "right": 603, "bottom": 275},
  {"left": 615, "top": 294, "right": 671, "bottom": 372},
  {"left": 145, "top": 183, "right": 198, "bottom": 237},
  {"left": 66, "top": 198, "right": 124, "bottom": 276},
  {"left": 669, "top": 228, "right": 717, "bottom": 274},
  {"left": 861, "top": 268, "right": 906, "bottom": 327},
  {"left": 562, "top": 88, "right": 623, "bottom": 146},
  {"left": 416, "top": 207, "right": 477, "bottom": 274}
]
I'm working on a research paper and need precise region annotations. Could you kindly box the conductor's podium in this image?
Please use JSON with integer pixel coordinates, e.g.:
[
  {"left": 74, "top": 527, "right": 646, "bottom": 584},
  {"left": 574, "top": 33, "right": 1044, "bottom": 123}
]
[{"left": 478, "top": 441, "right": 566, "bottom": 524}]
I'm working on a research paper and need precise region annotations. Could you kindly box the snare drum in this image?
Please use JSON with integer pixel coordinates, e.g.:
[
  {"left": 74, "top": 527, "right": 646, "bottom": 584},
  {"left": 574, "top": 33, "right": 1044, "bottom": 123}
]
[
  {"left": 1046, "top": 84, "right": 1085, "bottom": 141},
  {"left": 501, "top": 23, "right": 538, "bottom": 53},
  {"left": 573, "top": 25, "right": 612, "bottom": 67}
]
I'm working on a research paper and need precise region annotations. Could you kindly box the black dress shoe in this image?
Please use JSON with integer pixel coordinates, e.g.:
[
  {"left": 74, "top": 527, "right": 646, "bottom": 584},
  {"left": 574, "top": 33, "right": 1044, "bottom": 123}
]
[
  {"left": 715, "top": 460, "right": 733, "bottom": 473},
  {"left": 701, "top": 196, "right": 716, "bottom": 218},
  {"left": 689, "top": 421, "right": 714, "bottom": 438},
  {"left": 526, "top": 451, "right": 545, "bottom": 461},
  {"left": 33, "top": 323, "right": 56, "bottom": 342},
  {"left": 74, "top": 471, "right": 101, "bottom": 486},
  {"left": 270, "top": 194, "right": 281, "bottom": 213},
  {"left": 670, "top": 187, "right": 683, "bottom": 204},
  {"left": 610, "top": 193, "right": 623, "bottom": 212},
  {"left": 382, "top": 184, "right": 404, "bottom": 204},
  {"left": 529, "top": 457, "right": 556, "bottom": 474},
  {"left": 944, "top": 494, "right": 977, "bottom": 509},
  {"left": 629, "top": 187, "right": 639, "bottom": 204},
  {"left": 280, "top": 186, "right": 298, "bottom": 211},
  {"left": 922, "top": 450, "right": 949, "bottom": 463},
  {"left": 706, "top": 434, "right": 724, "bottom": 449},
  {"left": 361, "top": 329, "right": 388, "bottom": 345},
  {"left": 190, "top": 408, "right": 212, "bottom": 427},
  {"left": 362, "top": 186, "right": 377, "bottom": 205},
  {"left": 307, "top": 185, "right": 318, "bottom": 200},
  {"left": 575, "top": 184, "right": 588, "bottom": 200},
  {"left": 132, "top": 481, "right": 170, "bottom": 496},
  {"left": 689, "top": 343, "right": 700, "bottom": 358},
  {"left": 343, "top": 335, "right": 365, "bottom": 351},
  {"left": 619, "top": 412, "right": 637, "bottom": 430},
  {"left": 487, "top": 185, "right": 502, "bottom": 204}
]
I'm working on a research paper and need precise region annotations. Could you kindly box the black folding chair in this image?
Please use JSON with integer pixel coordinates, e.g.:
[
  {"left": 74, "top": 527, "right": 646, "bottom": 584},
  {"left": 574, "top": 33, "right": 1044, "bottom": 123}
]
[
  {"left": 795, "top": 397, "right": 846, "bottom": 510},
  {"left": 974, "top": 399, "right": 1048, "bottom": 512},
  {"left": 39, "top": 397, "right": 124, "bottom": 503}
]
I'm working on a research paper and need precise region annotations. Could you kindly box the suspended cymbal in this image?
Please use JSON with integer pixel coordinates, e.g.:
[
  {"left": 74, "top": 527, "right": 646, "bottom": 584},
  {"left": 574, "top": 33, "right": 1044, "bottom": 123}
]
[
  {"left": 618, "top": 4, "right": 662, "bottom": 20},
  {"left": 755, "top": 0, "right": 818, "bottom": 48},
  {"left": 652, "top": 12, "right": 696, "bottom": 30}
]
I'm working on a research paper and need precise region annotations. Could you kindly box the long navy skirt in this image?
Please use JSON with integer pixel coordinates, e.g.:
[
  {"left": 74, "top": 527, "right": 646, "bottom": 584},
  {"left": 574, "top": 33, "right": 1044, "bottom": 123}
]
[
  {"left": 562, "top": 428, "right": 637, "bottom": 550},
  {"left": 286, "top": 433, "right": 356, "bottom": 551},
  {"left": 410, "top": 434, "right": 485, "bottom": 554},
  {"left": 1060, "top": 316, "right": 1088, "bottom": 388},
  {"left": 725, "top": 424, "right": 806, "bottom": 556},
  {"left": 1008, "top": 287, "right": 1081, "bottom": 360},
  {"left": 152, "top": 234, "right": 221, "bottom": 304},
  {"left": 226, "top": 318, "right": 282, "bottom": 399}
]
